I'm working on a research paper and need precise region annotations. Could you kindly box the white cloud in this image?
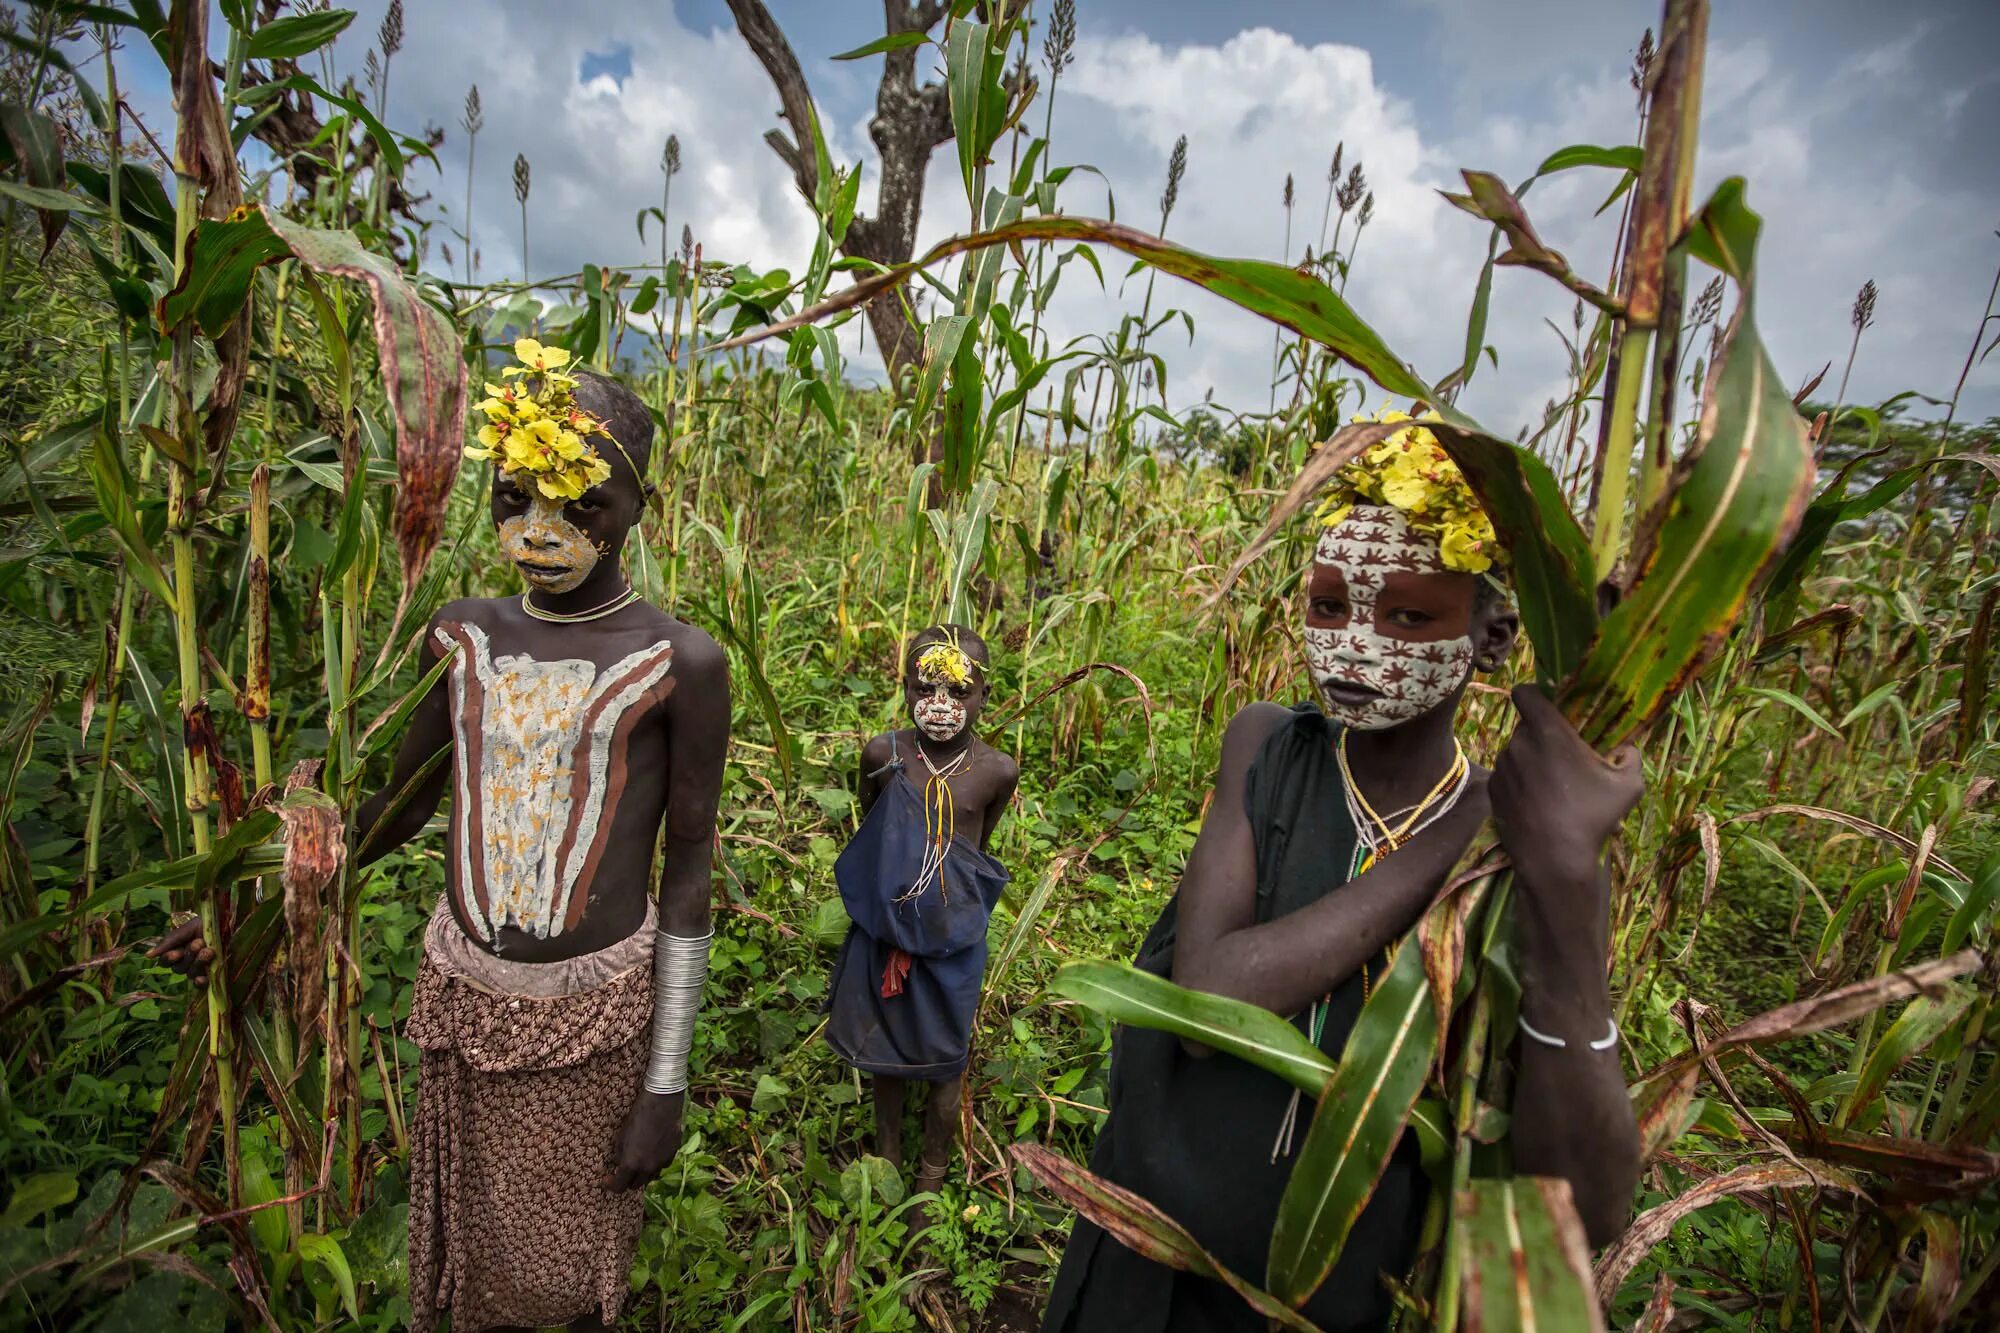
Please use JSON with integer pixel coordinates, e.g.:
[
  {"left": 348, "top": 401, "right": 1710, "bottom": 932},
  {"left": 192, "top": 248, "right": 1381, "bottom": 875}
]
[{"left": 126, "top": 2, "right": 1994, "bottom": 436}]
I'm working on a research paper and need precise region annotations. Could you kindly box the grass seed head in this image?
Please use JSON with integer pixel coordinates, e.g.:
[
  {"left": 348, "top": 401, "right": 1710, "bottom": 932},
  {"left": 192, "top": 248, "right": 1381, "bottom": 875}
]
[
  {"left": 1329, "top": 141, "right": 1343, "bottom": 184},
  {"left": 1337, "top": 162, "right": 1367, "bottom": 213},
  {"left": 461, "top": 85, "right": 483, "bottom": 137},
  {"left": 1852, "top": 279, "right": 1878, "bottom": 332},
  {"left": 379, "top": 0, "right": 404, "bottom": 60},
  {"left": 1161, "top": 134, "right": 1187, "bottom": 222},
  {"left": 513, "top": 153, "right": 532, "bottom": 204},
  {"left": 1283, "top": 173, "right": 1294, "bottom": 209},
  {"left": 1045, "top": 0, "right": 1077, "bottom": 76},
  {"left": 664, "top": 134, "right": 682, "bottom": 177}
]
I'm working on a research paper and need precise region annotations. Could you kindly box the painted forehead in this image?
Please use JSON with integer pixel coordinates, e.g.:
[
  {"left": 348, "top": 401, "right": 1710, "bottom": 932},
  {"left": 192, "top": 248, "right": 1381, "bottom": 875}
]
[
  {"left": 1312, "top": 507, "right": 1449, "bottom": 577},
  {"left": 913, "top": 649, "right": 985, "bottom": 682}
]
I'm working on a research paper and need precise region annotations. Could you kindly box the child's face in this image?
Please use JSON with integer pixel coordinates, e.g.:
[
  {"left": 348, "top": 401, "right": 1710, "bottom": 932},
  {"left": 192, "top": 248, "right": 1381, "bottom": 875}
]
[
  {"left": 1304, "top": 507, "right": 1477, "bottom": 731},
  {"left": 905, "top": 651, "right": 987, "bottom": 743},
  {"left": 491, "top": 463, "right": 642, "bottom": 594}
]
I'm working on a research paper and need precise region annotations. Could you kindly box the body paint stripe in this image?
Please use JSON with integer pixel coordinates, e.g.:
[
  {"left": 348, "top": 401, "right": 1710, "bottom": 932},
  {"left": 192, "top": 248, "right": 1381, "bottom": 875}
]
[
  {"left": 436, "top": 622, "right": 494, "bottom": 939},
  {"left": 550, "top": 642, "right": 676, "bottom": 930}
]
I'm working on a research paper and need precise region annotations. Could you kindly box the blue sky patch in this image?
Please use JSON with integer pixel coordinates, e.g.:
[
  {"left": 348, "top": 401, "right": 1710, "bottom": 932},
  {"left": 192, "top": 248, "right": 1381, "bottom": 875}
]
[{"left": 580, "top": 44, "right": 634, "bottom": 87}]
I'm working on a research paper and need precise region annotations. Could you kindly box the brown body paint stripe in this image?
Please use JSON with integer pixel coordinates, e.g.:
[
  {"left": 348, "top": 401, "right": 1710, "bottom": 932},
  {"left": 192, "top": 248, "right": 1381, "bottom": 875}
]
[
  {"left": 551, "top": 644, "right": 677, "bottom": 932},
  {"left": 435, "top": 623, "right": 493, "bottom": 933}
]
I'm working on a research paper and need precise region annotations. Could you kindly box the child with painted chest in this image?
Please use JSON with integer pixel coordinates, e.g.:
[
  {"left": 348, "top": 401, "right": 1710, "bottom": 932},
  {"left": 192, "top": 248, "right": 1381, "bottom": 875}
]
[{"left": 825, "top": 625, "right": 1021, "bottom": 1194}]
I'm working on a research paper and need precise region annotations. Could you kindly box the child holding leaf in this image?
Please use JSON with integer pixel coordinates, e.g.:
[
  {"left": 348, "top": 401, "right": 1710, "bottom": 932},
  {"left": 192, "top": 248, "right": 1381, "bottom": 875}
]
[{"left": 1042, "top": 411, "right": 1642, "bottom": 1332}]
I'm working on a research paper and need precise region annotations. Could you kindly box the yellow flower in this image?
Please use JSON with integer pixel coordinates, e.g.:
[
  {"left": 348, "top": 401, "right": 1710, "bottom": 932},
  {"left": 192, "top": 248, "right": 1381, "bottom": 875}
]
[
  {"left": 465, "top": 343, "right": 619, "bottom": 498},
  {"left": 1316, "top": 403, "right": 1507, "bottom": 574},
  {"left": 917, "top": 641, "right": 974, "bottom": 686},
  {"left": 536, "top": 468, "right": 586, "bottom": 500},
  {"left": 512, "top": 337, "right": 572, "bottom": 371}
]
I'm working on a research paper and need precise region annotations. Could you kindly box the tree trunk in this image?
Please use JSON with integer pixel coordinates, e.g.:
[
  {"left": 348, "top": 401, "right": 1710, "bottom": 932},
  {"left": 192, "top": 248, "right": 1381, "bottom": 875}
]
[{"left": 724, "top": 0, "right": 957, "bottom": 387}]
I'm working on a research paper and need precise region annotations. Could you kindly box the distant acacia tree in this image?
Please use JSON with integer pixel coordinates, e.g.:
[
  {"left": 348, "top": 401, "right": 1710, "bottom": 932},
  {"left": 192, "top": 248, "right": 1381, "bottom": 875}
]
[{"left": 724, "top": 0, "right": 1030, "bottom": 385}]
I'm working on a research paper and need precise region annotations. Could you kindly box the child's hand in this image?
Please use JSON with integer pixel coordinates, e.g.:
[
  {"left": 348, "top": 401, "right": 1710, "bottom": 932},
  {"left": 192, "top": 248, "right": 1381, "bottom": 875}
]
[
  {"left": 605, "top": 1089, "right": 684, "bottom": 1190},
  {"left": 147, "top": 917, "right": 215, "bottom": 984},
  {"left": 1489, "top": 684, "right": 1643, "bottom": 886}
]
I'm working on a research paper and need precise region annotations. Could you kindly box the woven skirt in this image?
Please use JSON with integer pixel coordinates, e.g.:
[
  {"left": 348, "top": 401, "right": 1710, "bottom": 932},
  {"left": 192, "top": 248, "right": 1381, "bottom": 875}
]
[{"left": 405, "top": 900, "right": 656, "bottom": 1333}]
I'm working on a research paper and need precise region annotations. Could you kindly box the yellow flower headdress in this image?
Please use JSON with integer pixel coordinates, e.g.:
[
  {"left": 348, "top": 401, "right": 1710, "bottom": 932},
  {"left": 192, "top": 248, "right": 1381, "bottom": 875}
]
[
  {"left": 915, "top": 638, "right": 976, "bottom": 687},
  {"left": 1311, "top": 405, "right": 1503, "bottom": 575},
  {"left": 463, "top": 339, "right": 618, "bottom": 501}
]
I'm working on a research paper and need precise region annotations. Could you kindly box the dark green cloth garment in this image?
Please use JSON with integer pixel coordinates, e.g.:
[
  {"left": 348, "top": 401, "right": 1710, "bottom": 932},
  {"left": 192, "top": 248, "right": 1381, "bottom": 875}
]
[{"left": 1041, "top": 704, "right": 1428, "bottom": 1333}]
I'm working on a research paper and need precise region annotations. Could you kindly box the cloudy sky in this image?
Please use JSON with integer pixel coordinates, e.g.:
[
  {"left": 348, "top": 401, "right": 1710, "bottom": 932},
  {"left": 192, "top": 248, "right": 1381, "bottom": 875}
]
[{"left": 122, "top": 0, "right": 1998, "bottom": 437}]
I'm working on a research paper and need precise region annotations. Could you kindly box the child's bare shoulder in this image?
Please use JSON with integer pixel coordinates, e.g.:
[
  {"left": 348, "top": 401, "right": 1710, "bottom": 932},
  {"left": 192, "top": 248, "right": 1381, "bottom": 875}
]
[
  {"left": 860, "top": 730, "right": 902, "bottom": 771},
  {"left": 968, "top": 737, "right": 1019, "bottom": 784}
]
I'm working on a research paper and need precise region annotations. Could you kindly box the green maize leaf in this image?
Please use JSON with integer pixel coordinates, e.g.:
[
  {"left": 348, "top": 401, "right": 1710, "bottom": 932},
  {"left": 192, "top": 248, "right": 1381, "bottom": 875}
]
[
  {"left": 1456, "top": 1177, "right": 1605, "bottom": 1332},
  {"left": 1942, "top": 853, "right": 2000, "bottom": 954},
  {"left": 912, "top": 314, "right": 972, "bottom": 426},
  {"left": 238, "top": 73, "right": 405, "bottom": 176},
  {"left": 192, "top": 809, "right": 281, "bottom": 896},
  {"left": 86, "top": 428, "right": 175, "bottom": 608},
  {"left": 239, "top": 1141, "right": 289, "bottom": 1262},
  {"left": 1050, "top": 959, "right": 1335, "bottom": 1094},
  {"left": 1429, "top": 428, "right": 1598, "bottom": 683},
  {"left": 1562, "top": 184, "right": 1815, "bottom": 748},
  {"left": 1267, "top": 935, "right": 1436, "bottom": 1305},
  {"left": 1, "top": 101, "right": 69, "bottom": 259},
  {"left": 297, "top": 1232, "right": 360, "bottom": 1323},
  {"left": 157, "top": 210, "right": 291, "bottom": 337},
  {"left": 944, "top": 19, "right": 1010, "bottom": 210},
  {"left": 1531, "top": 143, "right": 1643, "bottom": 176},
  {"left": 941, "top": 478, "right": 999, "bottom": 623},
  {"left": 243, "top": 8, "right": 354, "bottom": 60},
  {"left": 1843, "top": 985, "right": 1972, "bottom": 1124},
  {"left": 703, "top": 215, "right": 1440, "bottom": 414},
  {"left": 832, "top": 29, "right": 931, "bottom": 60},
  {"left": 1, "top": 1171, "right": 77, "bottom": 1228},
  {"left": 1011, "top": 1143, "right": 1322, "bottom": 1333},
  {"left": 941, "top": 320, "right": 985, "bottom": 493}
]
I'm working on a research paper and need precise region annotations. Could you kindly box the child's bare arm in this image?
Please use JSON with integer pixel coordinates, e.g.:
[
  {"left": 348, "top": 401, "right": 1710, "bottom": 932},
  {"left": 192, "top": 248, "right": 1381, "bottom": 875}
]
[
  {"left": 353, "top": 614, "right": 458, "bottom": 865},
  {"left": 857, "top": 733, "right": 896, "bottom": 817},
  {"left": 1489, "top": 685, "right": 1642, "bottom": 1246},
  {"left": 979, "top": 751, "right": 1019, "bottom": 851},
  {"left": 608, "top": 625, "right": 730, "bottom": 1191},
  {"left": 1170, "top": 704, "right": 1487, "bottom": 1019}
]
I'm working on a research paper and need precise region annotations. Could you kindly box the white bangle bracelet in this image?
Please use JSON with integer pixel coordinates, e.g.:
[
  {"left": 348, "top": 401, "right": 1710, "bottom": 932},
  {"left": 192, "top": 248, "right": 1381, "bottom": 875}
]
[
  {"left": 643, "top": 929, "right": 712, "bottom": 1095},
  {"left": 1519, "top": 1013, "right": 1619, "bottom": 1052}
]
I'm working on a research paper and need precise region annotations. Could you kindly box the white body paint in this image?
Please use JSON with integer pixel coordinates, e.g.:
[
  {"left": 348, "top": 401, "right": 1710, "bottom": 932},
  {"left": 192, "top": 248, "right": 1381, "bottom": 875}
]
[
  {"left": 498, "top": 495, "right": 599, "bottom": 593},
  {"left": 913, "top": 681, "right": 968, "bottom": 742},
  {"left": 1304, "top": 508, "right": 1473, "bottom": 730},
  {"left": 440, "top": 622, "right": 675, "bottom": 942}
]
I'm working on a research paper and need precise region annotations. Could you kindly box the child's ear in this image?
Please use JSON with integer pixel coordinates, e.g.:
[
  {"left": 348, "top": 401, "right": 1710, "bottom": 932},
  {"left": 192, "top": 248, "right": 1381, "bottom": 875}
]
[{"left": 1473, "top": 605, "right": 1520, "bottom": 673}]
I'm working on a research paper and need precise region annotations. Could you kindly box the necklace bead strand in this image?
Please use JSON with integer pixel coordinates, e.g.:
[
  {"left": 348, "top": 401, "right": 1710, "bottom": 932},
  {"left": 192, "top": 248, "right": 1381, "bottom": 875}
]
[{"left": 521, "top": 585, "right": 641, "bottom": 623}]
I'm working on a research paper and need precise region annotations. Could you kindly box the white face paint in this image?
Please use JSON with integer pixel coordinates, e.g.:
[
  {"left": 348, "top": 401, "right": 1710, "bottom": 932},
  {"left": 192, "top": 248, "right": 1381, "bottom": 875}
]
[
  {"left": 498, "top": 494, "right": 600, "bottom": 594},
  {"left": 1303, "top": 508, "right": 1475, "bottom": 731},
  {"left": 911, "top": 669, "right": 971, "bottom": 742}
]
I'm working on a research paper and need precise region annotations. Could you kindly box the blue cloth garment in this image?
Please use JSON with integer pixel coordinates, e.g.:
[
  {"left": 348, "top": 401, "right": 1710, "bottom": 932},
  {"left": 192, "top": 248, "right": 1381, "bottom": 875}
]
[{"left": 825, "top": 752, "right": 1010, "bottom": 1080}]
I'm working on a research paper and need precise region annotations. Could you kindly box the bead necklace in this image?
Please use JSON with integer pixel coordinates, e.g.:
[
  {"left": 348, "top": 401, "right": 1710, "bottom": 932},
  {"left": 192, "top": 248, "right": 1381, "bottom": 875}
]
[
  {"left": 520, "top": 584, "right": 640, "bottom": 623},
  {"left": 1271, "top": 732, "right": 1472, "bottom": 1162},
  {"left": 896, "top": 740, "right": 970, "bottom": 905}
]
